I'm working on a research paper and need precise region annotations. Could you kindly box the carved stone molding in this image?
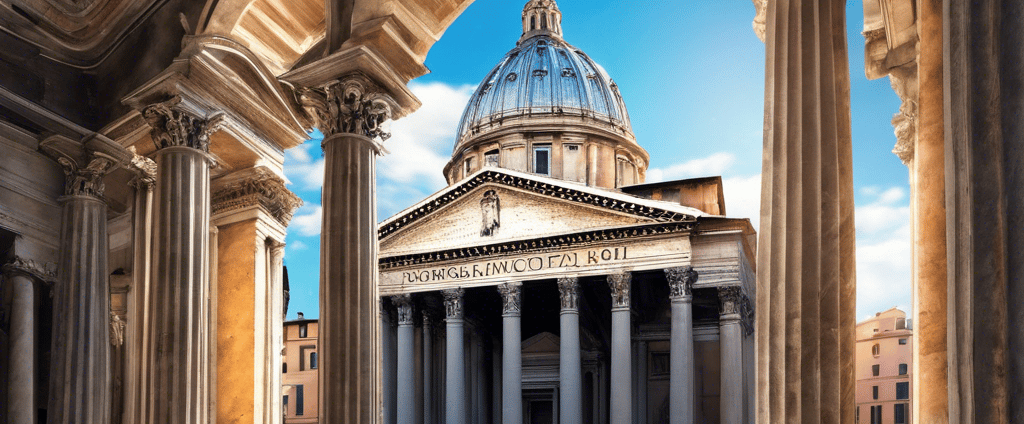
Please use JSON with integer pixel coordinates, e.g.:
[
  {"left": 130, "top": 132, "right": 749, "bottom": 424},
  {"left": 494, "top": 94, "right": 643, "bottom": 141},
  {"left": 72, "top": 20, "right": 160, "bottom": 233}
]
[
  {"left": 142, "top": 96, "right": 224, "bottom": 152},
  {"left": 607, "top": 270, "right": 631, "bottom": 309},
  {"left": 56, "top": 153, "right": 115, "bottom": 198},
  {"left": 888, "top": 64, "right": 918, "bottom": 166},
  {"left": 442, "top": 288, "right": 465, "bottom": 320},
  {"left": 127, "top": 146, "right": 157, "bottom": 189},
  {"left": 2, "top": 256, "right": 57, "bottom": 283},
  {"left": 295, "top": 73, "right": 400, "bottom": 142},
  {"left": 557, "top": 276, "right": 579, "bottom": 310},
  {"left": 110, "top": 311, "right": 126, "bottom": 346},
  {"left": 752, "top": 0, "right": 767, "bottom": 42},
  {"left": 718, "top": 286, "right": 743, "bottom": 317},
  {"left": 497, "top": 282, "right": 522, "bottom": 316},
  {"left": 211, "top": 168, "right": 303, "bottom": 226},
  {"left": 392, "top": 294, "right": 414, "bottom": 325},
  {"left": 665, "top": 266, "right": 698, "bottom": 299}
]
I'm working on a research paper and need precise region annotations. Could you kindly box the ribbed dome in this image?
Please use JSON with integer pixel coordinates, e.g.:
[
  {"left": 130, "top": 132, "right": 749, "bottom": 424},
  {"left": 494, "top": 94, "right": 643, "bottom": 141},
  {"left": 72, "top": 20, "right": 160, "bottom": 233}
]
[{"left": 453, "top": 35, "right": 633, "bottom": 152}]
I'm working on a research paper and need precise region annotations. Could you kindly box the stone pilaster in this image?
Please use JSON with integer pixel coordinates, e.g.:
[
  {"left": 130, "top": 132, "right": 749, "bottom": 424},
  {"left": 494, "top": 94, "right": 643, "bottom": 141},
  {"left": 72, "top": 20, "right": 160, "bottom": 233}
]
[
  {"left": 299, "top": 74, "right": 399, "bottom": 424},
  {"left": 497, "top": 282, "right": 522, "bottom": 424},
  {"left": 393, "top": 294, "right": 415, "bottom": 424},
  {"left": 557, "top": 276, "right": 581, "bottom": 424},
  {"left": 607, "top": 271, "right": 631, "bottom": 424},
  {"left": 755, "top": 1, "right": 856, "bottom": 422},
  {"left": 47, "top": 150, "right": 115, "bottom": 424},
  {"left": 718, "top": 286, "right": 744, "bottom": 424},
  {"left": 138, "top": 98, "right": 218, "bottom": 424},
  {"left": 666, "top": 266, "right": 697, "bottom": 424},
  {"left": 2, "top": 258, "right": 53, "bottom": 424},
  {"left": 442, "top": 288, "right": 466, "bottom": 424}
]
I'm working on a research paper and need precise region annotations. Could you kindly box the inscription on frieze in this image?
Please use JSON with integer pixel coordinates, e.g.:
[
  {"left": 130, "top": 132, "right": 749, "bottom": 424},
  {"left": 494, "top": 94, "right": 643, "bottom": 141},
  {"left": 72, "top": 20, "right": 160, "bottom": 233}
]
[{"left": 398, "top": 246, "right": 629, "bottom": 284}]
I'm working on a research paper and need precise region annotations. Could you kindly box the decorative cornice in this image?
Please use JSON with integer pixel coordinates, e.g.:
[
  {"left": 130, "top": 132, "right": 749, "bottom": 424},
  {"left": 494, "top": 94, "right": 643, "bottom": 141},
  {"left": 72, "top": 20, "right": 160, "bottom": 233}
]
[
  {"left": 379, "top": 221, "right": 695, "bottom": 270},
  {"left": 665, "top": 266, "right": 698, "bottom": 299},
  {"left": 211, "top": 169, "right": 303, "bottom": 226},
  {"left": 442, "top": 288, "right": 465, "bottom": 320},
  {"left": 142, "top": 96, "right": 225, "bottom": 152},
  {"left": 295, "top": 73, "right": 399, "bottom": 142},
  {"left": 379, "top": 170, "right": 696, "bottom": 240},
  {"left": 752, "top": 0, "right": 767, "bottom": 42},
  {"left": 392, "top": 294, "right": 414, "bottom": 325},
  {"left": 497, "top": 282, "right": 522, "bottom": 316},
  {"left": 557, "top": 276, "right": 579, "bottom": 310},
  {"left": 2, "top": 256, "right": 57, "bottom": 283},
  {"left": 607, "top": 270, "right": 631, "bottom": 309}
]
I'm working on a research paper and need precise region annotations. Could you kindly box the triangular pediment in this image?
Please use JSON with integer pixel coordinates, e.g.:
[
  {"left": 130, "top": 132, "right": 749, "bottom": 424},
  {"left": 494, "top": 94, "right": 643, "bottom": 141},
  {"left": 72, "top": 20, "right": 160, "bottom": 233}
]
[
  {"left": 522, "top": 332, "right": 560, "bottom": 354},
  {"left": 378, "top": 169, "right": 702, "bottom": 256}
]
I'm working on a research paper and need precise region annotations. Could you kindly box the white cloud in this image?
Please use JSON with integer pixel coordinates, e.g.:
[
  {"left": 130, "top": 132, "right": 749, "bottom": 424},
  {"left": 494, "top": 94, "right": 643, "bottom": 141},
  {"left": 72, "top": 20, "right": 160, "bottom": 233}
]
[
  {"left": 646, "top": 152, "right": 736, "bottom": 183},
  {"left": 284, "top": 142, "right": 325, "bottom": 191},
  {"left": 287, "top": 240, "right": 308, "bottom": 252},
  {"left": 291, "top": 204, "right": 323, "bottom": 237},
  {"left": 853, "top": 187, "right": 912, "bottom": 319},
  {"left": 722, "top": 174, "right": 762, "bottom": 231}
]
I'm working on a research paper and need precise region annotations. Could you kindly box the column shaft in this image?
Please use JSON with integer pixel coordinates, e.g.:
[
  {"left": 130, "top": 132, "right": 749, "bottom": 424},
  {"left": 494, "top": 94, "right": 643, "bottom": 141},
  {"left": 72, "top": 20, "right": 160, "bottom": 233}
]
[
  {"left": 719, "top": 287, "right": 744, "bottom": 424},
  {"left": 498, "top": 283, "right": 522, "bottom": 424},
  {"left": 382, "top": 305, "right": 396, "bottom": 424},
  {"left": 141, "top": 146, "right": 212, "bottom": 423},
  {"left": 757, "top": 0, "right": 855, "bottom": 422},
  {"left": 666, "top": 266, "right": 697, "bottom": 424},
  {"left": 558, "top": 277, "right": 581, "bottom": 424},
  {"left": 5, "top": 271, "right": 36, "bottom": 424},
  {"left": 443, "top": 288, "right": 465, "bottom": 424},
  {"left": 395, "top": 295, "right": 415, "bottom": 424},
  {"left": 422, "top": 314, "right": 433, "bottom": 424},
  {"left": 608, "top": 272, "right": 631, "bottom": 424},
  {"left": 319, "top": 133, "right": 382, "bottom": 423}
]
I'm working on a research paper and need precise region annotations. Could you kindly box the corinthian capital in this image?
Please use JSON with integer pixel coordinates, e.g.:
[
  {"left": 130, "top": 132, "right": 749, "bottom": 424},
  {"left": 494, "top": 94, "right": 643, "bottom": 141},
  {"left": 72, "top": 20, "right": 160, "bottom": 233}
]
[
  {"left": 142, "top": 96, "right": 224, "bottom": 152},
  {"left": 497, "top": 282, "right": 522, "bottom": 316},
  {"left": 295, "top": 73, "right": 399, "bottom": 141},
  {"left": 56, "top": 154, "right": 115, "bottom": 198},
  {"left": 557, "top": 276, "right": 579, "bottom": 310},
  {"left": 126, "top": 146, "right": 157, "bottom": 189},
  {"left": 718, "top": 286, "right": 743, "bottom": 316},
  {"left": 392, "top": 294, "right": 414, "bottom": 325},
  {"left": 665, "top": 266, "right": 698, "bottom": 299},
  {"left": 2, "top": 256, "right": 57, "bottom": 283},
  {"left": 211, "top": 168, "right": 303, "bottom": 226},
  {"left": 442, "top": 288, "right": 465, "bottom": 320},
  {"left": 607, "top": 270, "right": 631, "bottom": 309}
]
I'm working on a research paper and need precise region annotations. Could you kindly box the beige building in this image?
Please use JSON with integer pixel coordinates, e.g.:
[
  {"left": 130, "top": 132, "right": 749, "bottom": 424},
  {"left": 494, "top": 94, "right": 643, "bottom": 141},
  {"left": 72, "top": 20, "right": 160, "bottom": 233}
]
[
  {"left": 855, "top": 308, "right": 913, "bottom": 424},
  {"left": 283, "top": 314, "right": 320, "bottom": 423}
]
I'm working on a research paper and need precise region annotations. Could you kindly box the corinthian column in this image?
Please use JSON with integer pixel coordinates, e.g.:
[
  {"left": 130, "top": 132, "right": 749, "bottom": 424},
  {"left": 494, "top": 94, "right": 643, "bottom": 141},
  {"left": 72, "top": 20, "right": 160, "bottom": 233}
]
[
  {"left": 718, "top": 286, "right": 745, "bottom": 424},
  {"left": 138, "top": 99, "right": 219, "bottom": 423},
  {"left": 666, "top": 266, "right": 697, "bottom": 424},
  {"left": 2, "top": 258, "right": 52, "bottom": 424},
  {"left": 755, "top": 0, "right": 856, "bottom": 422},
  {"left": 442, "top": 288, "right": 466, "bottom": 424},
  {"left": 394, "top": 294, "right": 415, "bottom": 424},
  {"left": 607, "top": 271, "right": 632, "bottom": 424},
  {"left": 45, "top": 150, "right": 115, "bottom": 423},
  {"left": 497, "top": 282, "right": 522, "bottom": 424},
  {"left": 295, "top": 74, "right": 399, "bottom": 424},
  {"left": 557, "top": 277, "right": 581, "bottom": 424}
]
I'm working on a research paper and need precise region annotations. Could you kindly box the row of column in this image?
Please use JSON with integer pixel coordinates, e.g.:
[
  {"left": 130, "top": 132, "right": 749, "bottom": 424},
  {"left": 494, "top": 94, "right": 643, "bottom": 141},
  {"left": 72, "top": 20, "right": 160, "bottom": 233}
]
[{"left": 383, "top": 267, "right": 747, "bottom": 424}]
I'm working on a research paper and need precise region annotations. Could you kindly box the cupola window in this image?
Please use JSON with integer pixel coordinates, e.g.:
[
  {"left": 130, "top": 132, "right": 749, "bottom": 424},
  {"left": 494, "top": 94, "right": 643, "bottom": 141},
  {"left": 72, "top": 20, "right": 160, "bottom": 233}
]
[{"left": 533, "top": 144, "right": 551, "bottom": 175}]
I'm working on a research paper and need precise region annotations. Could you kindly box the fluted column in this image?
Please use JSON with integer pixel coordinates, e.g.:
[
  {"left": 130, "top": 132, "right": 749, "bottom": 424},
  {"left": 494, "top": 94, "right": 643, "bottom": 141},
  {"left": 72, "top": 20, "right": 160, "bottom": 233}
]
[
  {"left": 382, "top": 300, "right": 397, "bottom": 424},
  {"left": 139, "top": 100, "right": 218, "bottom": 423},
  {"left": 442, "top": 288, "right": 466, "bottom": 424},
  {"left": 394, "top": 294, "right": 416, "bottom": 424},
  {"left": 422, "top": 312, "right": 433, "bottom": 424},
  {"left": 755, "top": 0, "right": 856, "bottom": 422},
  {"left": 298, "top": 75, "right": 398, "bottom": 424},
  {"left": 46, "top": 151, "right": 115, "bottom": 423},
  {"left": 718, "top": 287, "right": 744, "bottom": 424},
  {"left": 2, "top": 259, "right": 50, "bottom": 424},
  {"left": 557, "top": 277, "right": 582, "bottom": 424},
  {"left": 607, "top": 271, "right": 632, "bottom": 424},
  {"left": 666, "top": 266, "right": 697, "bottom": 424},
  {"left": 497, "top": 282, "right": 523, "bottom": 424}
]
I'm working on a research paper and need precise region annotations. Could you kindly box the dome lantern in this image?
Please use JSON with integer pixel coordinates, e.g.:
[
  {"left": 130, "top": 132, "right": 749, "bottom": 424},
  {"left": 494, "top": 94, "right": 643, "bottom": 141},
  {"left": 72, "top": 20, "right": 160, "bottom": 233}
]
[{"left": 520, "top": 0, "right": 563, "bottom": 43}]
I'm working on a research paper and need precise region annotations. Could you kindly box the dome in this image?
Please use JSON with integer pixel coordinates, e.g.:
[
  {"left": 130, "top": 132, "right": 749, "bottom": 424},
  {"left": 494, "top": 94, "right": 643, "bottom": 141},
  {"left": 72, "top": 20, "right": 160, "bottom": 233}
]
[{"left": 453, "top": 1, "right": 633, "bottom": 153}]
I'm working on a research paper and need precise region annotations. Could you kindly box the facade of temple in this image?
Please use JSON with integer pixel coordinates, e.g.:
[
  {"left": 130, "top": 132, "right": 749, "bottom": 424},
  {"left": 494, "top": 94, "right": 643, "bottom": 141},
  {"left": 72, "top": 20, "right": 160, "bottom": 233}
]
[{"left": 376, "top": 2, "right": 756, "bottom": 423}]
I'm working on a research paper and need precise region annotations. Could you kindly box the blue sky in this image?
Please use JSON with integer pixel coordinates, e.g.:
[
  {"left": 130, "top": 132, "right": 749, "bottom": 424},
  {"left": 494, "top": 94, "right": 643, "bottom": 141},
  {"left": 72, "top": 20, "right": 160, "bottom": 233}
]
[{"left": 282, "top": 1, "right": 911, "bottom": 323}]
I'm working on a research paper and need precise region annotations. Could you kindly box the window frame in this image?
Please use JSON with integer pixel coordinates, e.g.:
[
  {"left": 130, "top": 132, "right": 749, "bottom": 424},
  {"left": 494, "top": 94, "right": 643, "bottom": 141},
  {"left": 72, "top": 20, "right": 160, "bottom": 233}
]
[{"left": 532, "top": 144, "right": 551, "bottom": 176}]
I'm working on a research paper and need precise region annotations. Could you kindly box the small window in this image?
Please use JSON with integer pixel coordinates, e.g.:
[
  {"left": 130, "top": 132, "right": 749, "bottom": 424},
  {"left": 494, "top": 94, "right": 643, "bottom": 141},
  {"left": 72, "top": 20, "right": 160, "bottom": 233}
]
[
  {"left": 484, "top": 150, "right": 499, "bottom": 167},
  {"left": 855, "top": 406, "right": 860, "bottom": 424},
  {"left": 296, "top": 385, "right": 304, "bottom": 416},
  {"left": 871, "top": 343, "right": 880, "bottom": 357},
  {"left": 283, "top": 395, "right": 288, "bottom": 416},
  {"left": 898, "top": 338, "right": 908, "bottom": 345},
  {"left": 464, "top": 156, "right": 477, "bottom": 177},
  {"left": 896, "top": 318, "right": 907, "bottom": 329},
  {"left": 896, "top": 382, "right": 909, "bottom": 400},
  {"left": 872, "top": 364, "right": 880, "bottom": 376},
  {"left": 872, "top": 385, "right": 878, "bottom": 400},
  {"left": 871, "top": 405, "right": 882, "bottom": 424},
  {"left": 299, "top": 324, "right": 308, "bottom": 338},
  {"left": 894, "top": 403, "right": 908, "bottom": 424},
  {"left": 533, "top": 145, "right": 551, "bottom": 175},
  {"left": 530, "top": 16, "right": 536, "bottom": 30},
  {"left": 541, "top": 13, "right": 548, "bottom": 29},
  {"left": 899, "top": 363, "right": 908, "bottom": 375},
  {"left": 310, "top": 351, "right": 318, "bottom": 370},
  {"left": 282, "top": 362, "right": 287, "bottom": 373}
]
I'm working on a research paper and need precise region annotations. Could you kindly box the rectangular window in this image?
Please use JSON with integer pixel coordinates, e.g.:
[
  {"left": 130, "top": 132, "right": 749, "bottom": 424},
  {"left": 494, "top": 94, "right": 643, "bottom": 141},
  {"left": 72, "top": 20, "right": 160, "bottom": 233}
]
[
  {"left": 282, "top": 362, "right": 287, "bottom": 373},
  {"left": 296, "top": 385, "right": 304, "bottom": 416},
  {"left": 872, "top": 364, "right": 880, "bottom": 376},
  {"left": 855, "top": 406, "right": 860, "bottom": 423},
  {"left": 899, "top": 338, "right": 908, "bottom": 345},
  {"left": 299, "top": 345, "right": 315, "bottom": 371},
  {"left": 872, "top": 405, "right": 882, "bottom": 424},
  {"left": 533, "top": 145, "right": 551, "bottom": 175},
  {"left": 872, "top": 385, "right": 878, "bottom": 400},
  {"left": 899, "top": 363, "right": 908, "bottom": 375},
  {"left": 283, "top": 395, "right": 288, "bottom": 416},
  {"left": 310, "top": 351, "right": 318, "bottom": 370},
  {"left": 484, "top": 150, "right": 499, "bottom": 167},
  {"left": 896, "top": 382, "right": 909, "bottom": 400},
  {"left": 894, "top": 403, "right": 907, "bottom": 424},
  {"left": 299, "top": 323, "right": 308, "bottom": 338}
]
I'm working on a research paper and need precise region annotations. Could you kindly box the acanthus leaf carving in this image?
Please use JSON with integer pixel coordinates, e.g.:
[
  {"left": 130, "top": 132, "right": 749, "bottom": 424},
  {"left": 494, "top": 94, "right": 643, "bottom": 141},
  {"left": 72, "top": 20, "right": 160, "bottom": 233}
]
[
  {"left": 497, "top": 282, "right": 522, "bottom": 315},
  {"left": 718, "top": 286, "right": 743, "bottom": 316},
  {"left": 2, "top": 256, "right": 57, "bottom": 282},
  {"left": 607, "top": 270, "right": 631, "bottom": 309},
  {"left": 127, "top": 146, "right": 157, "bottom": 189},
  {"left": 392, "top": 294, "right": 414, "bottom": 325},
  {"left": 57, "top": 153, "right": 115, "bottom": 197},
  {"left": 665, "top": 266, "right": 698, "bottom": 299},
  {"left": 143, "top": 96, "right": 224, "bottom": 152},
  {"left": 295, "top": 74, "right": 398, "bottom": 142},
  {"left": 442, "top": 288, "right": 465, "bottom": 320},
  {"left": 557, "top": 276, "right": 579, "bottom": 310},
  {"left": 211, "top": 168, "right": 303, "bottom": 226}
]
